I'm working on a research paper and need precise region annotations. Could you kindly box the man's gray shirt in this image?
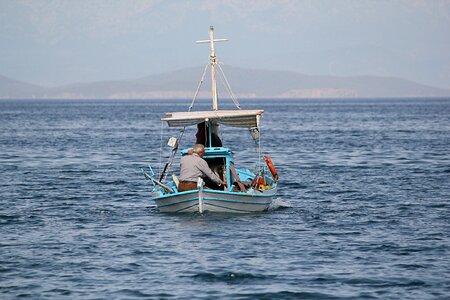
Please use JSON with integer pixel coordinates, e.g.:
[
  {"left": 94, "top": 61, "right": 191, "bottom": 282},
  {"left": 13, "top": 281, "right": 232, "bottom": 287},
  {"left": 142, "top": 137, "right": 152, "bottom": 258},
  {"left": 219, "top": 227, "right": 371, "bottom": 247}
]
[{"left": 180, "top": 153, "right": 222, "bottom": 184}]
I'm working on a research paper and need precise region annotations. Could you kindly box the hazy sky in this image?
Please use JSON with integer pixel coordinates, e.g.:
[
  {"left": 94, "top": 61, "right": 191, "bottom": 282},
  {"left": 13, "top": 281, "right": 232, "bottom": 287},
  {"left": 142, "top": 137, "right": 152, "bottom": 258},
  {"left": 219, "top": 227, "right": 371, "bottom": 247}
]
[{"left": 1, "top": 0, "right": 449, "bottom": 89}]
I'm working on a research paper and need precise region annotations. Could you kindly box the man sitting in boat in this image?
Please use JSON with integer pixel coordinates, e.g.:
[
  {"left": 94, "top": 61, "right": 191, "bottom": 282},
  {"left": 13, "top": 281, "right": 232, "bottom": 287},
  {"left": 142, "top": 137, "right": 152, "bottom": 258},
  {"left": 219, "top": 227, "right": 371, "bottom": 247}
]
[
  {"left": 178, "top": 144, "right": 227, "bottom": 192},
  {"left": 195, "top": 121, "right": 224, "bottom": 181}
]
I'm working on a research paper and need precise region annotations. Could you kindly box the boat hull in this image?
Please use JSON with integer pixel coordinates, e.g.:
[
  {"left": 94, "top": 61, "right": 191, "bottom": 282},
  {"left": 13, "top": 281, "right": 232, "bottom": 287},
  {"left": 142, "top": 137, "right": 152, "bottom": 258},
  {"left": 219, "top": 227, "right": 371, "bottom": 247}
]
[{"left": 153, "top": 188, "right": 276, "bottom": 213}]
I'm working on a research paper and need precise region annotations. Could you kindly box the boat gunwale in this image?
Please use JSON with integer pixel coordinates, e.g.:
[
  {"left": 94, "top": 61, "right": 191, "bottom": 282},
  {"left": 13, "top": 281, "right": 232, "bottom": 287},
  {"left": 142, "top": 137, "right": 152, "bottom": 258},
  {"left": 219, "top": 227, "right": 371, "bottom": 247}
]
[
  {"left": 157, "top": 196, "right": 272, "bottom": 208},
  {"left": 174, "top": 202, "right": 270, "bottom": 213},
  {"left": 153, "top": 186, "right": 277, "bottom": 201}
]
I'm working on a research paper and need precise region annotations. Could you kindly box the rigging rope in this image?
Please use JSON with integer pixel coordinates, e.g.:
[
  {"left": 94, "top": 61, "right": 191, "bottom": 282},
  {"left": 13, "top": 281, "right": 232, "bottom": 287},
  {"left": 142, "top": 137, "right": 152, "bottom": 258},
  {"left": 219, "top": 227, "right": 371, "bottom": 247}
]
[
  {"left": 160, "top": 63, "right": 210, "bottom": 182},
  {"left": 217, "top": 63, "right": 241, "bottom": 109},
  {"left": 258, "top": 125, "right": 262, "bottom": 176},
  {"left": 189, "top": 63, "right": 209, "bottom": 112},
  {"left": 159, "top": 120, "right": 164, "bottom": 178}
]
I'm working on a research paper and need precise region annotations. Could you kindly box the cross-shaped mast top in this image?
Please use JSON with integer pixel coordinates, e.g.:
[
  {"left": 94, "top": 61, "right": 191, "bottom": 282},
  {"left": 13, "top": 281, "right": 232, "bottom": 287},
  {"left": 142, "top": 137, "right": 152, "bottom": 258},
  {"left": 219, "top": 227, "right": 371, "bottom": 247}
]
[{"left": 196, "top": 26, "right": 228, "bottom": 111}]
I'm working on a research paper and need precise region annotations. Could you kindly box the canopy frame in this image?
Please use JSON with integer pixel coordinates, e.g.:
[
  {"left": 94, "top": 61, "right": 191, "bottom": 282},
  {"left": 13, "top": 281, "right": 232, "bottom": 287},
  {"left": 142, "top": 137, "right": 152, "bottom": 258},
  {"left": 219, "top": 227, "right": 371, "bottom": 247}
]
[{"left": 161, "top": 110, "right": 264, "bottom": 128}]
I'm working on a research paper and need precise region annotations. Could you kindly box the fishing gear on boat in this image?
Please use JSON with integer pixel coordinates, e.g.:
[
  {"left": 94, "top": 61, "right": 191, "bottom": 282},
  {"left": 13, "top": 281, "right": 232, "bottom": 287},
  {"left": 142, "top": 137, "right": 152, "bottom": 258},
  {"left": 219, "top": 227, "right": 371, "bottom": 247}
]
[
  {"left": 159, "top": 61, "right": 211, "bottom": 182},
  {"left": 159, "top": 130, "right": 184, "bottom": 182}
]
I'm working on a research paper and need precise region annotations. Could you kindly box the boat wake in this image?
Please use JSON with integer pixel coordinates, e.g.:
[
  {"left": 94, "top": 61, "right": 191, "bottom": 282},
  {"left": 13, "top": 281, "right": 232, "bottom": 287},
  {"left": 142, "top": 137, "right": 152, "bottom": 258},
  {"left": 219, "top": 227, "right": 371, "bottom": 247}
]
[{"left": 268, "top": 198, "right": 291, "bottom": 211}]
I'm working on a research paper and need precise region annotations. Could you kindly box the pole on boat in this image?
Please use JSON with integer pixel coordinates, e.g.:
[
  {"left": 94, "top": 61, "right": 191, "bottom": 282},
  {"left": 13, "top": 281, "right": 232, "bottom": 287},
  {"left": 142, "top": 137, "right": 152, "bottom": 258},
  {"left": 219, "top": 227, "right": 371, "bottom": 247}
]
[
  {"left": 196, "top": 26, "right": 228, "bottom": 111},
  {"left": 197, "top": 177, "right": 204, "bottom": 213},
  {"left": 209, "top": 27, "right": 218, "bottom": 111}
]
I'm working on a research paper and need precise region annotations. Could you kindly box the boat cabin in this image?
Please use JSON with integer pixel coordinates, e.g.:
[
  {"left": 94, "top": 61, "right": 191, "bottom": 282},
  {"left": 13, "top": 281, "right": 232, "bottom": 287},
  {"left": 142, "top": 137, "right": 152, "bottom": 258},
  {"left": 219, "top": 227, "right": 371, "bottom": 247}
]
[{"left": 180, "top": 146, "right": 255, "bottom": 192}]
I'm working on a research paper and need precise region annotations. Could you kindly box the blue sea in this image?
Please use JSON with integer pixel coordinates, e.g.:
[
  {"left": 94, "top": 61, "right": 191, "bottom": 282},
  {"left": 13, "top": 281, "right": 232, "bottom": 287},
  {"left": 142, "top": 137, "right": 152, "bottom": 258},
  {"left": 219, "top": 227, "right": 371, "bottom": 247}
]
[{"left": 1, "top": 98, "right": 449, "bottom": 299}]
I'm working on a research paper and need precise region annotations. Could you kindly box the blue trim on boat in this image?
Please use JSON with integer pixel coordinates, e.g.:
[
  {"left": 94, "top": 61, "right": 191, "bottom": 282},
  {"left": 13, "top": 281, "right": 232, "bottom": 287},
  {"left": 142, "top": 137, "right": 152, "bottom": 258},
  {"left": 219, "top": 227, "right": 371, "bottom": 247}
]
[
  {"left": 157, "top": 197, "right": 198, "bottom": 208},
  {"left": 155, "top": 190, "right": 198, "bottom": 200},
  {"left": 176, "top": 203, "right": 198, "bottom": 212},
  {"left": 155, "top": 189, "right": 276, "bottom": 199},
  {"left": 204, "top": 189, "right": 276, "bottom": 197},
  {"left": 203, "top": 202, "right": 268, "bottom": 213},
  {"left": 155, "top": 195, "right": 272, "bottom": 209},
  {"left": 203, "top": 197, "right": 271, "bottom": 205}
]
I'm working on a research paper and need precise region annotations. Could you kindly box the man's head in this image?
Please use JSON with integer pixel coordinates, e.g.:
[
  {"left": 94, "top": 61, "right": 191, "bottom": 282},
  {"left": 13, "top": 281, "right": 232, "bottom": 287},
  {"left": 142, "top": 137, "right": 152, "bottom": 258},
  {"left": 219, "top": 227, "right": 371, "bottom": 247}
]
[{"left": 193, "top": 144, "right": 205, "bottom": 157}]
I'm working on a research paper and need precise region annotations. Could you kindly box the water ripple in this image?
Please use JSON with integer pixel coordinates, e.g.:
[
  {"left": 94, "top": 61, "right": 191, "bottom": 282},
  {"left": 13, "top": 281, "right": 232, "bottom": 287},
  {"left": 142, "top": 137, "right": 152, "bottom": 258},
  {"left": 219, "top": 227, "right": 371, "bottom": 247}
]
[{"left": 1, "top": 99, "right": 449, "bottom": 299}]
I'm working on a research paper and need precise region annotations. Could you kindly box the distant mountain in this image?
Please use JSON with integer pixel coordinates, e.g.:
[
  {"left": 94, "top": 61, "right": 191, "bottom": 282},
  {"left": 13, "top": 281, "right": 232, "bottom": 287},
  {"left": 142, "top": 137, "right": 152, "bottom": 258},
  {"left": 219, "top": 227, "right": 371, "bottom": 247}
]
[
  {"left": 0, "top": 75, "right": 47, "bottom": 98},
  {"left": 1, "top": 67, "right": 449, "bottom": 99}
]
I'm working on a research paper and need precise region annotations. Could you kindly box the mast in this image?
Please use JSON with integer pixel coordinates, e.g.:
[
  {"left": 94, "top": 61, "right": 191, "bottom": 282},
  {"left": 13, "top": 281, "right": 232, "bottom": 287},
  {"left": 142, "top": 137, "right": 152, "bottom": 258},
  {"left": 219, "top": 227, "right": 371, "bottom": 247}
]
[
  {"left": 209, "top": 27, "right": 218, "bottom": 111},
  {"left": 196, "top": 26, "right": 228, "bottom": 111}
]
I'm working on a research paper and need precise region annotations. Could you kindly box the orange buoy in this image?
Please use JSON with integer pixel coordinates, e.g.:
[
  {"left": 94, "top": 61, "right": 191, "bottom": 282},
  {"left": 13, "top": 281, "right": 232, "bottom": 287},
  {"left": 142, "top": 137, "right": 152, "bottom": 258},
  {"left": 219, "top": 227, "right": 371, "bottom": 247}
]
[{"left": 264, "top": 155, "right": 279, "bottom": 181}]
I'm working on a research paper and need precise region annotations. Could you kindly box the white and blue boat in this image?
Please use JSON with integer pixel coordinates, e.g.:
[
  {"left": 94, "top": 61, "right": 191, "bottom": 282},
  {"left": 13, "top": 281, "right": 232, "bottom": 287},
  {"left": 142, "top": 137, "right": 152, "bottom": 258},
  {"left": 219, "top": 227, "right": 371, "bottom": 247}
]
[{"left": 143, "top": 26, "right": 278, "bottom": 213}]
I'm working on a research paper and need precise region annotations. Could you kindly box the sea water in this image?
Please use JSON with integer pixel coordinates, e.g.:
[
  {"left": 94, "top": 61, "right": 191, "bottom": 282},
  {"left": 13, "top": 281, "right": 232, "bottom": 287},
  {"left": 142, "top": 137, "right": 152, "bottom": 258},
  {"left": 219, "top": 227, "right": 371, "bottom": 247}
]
[{"left": 1, "top": 98, "right": 449, "bottom": 299}]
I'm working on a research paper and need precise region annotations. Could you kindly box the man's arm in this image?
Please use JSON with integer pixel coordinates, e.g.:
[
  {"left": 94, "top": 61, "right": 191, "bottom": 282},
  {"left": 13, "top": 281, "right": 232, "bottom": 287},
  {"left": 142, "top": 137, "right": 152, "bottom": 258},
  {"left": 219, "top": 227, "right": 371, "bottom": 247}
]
[{"left": 198, "top": 159, "right": 223, "bottom": 185}]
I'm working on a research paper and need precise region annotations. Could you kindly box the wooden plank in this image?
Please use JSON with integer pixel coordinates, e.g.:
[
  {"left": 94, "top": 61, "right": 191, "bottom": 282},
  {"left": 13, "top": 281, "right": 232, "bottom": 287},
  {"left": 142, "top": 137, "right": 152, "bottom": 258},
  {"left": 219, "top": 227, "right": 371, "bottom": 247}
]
[{"left": 230, "top": 165, "right": 247, "bottom": 192}]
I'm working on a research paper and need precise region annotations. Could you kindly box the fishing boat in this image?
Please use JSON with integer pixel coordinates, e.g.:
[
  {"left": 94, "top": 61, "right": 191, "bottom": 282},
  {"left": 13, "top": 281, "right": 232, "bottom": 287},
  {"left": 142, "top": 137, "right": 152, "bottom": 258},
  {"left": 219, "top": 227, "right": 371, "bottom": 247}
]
[{"left": 142, "top": 26, "right": 278, "bottom": 213}]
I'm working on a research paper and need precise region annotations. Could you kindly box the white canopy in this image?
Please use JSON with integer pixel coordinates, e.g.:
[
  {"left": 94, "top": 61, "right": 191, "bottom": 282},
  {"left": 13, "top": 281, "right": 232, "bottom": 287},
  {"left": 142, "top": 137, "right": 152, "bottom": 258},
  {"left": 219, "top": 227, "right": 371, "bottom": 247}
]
[{"left": 161, "top": 110, "right": 264, "bottom": 128}]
